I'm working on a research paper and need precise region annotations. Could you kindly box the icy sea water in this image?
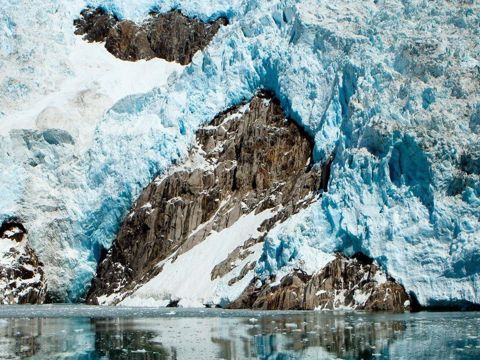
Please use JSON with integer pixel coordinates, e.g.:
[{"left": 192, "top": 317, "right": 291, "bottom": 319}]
[{"left": 0, "top": 306, "right": 479, "bottom": 359}]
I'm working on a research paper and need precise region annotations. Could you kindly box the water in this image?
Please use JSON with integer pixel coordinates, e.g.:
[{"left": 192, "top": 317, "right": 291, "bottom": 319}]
[{"left": 0, "top": 306, "right": 479, "bottom": 359}]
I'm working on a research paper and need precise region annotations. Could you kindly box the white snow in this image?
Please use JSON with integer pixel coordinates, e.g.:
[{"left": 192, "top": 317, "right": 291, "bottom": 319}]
[
  {"left": 372, "top": 272, "right": 387, "bottom": 285},
  {"left": 0, "top": 238, "right": 19, "bottom": 266},
  {"left": 1, "top": 37, "right": 182, "bottom": 151},
  {"left": 120, "top": 209, "right": 276, "bottom": 307},
  {"left": 353, "top": 290, "right": 369, "bottom": 307}
]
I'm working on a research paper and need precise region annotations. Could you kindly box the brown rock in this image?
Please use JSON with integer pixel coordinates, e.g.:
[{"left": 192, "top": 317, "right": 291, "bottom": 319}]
[
  {"left": 105, "top": 21, "right": 156, "bottom": 61},
  {"left": 228, "top": 253, "right": 410, "bottom": 312},
  {"left": 74, "top": 8, "right": 228, "bottom": 64},
  {"left": 86, "top": 91, "right": 322, "bottom": 304},
  {"left": 146, "top": 11, "right": 228, "bottom": 64},
  {"left": 74, "top": 7, "right": 118, "bottom": 43},
  {"left": 255, "top": 271, "right": 311, "bottom": 310},
  {"left": 0, "top": 220, "right": 47, "bottom": 305},
  {"left": 211, "top": 245, "right": 254, "bottom": 281},
  {"left": 227, "top": 261, "right": 257, "bottom": 287}
]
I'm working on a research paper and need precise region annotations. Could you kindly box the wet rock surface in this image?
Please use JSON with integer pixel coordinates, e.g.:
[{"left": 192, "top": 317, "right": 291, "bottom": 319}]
[
  {"left": 228, "top": 253, "right": 411, "bottom": 312},
  {"left": 0, "top": 220, "right": 47, "bottom": 304},
  {"left": 74, "top": 7, "right": 228, "bottom": 64},
  {"left": 86, "top": 92, "right": 322, "bottom": 304}
]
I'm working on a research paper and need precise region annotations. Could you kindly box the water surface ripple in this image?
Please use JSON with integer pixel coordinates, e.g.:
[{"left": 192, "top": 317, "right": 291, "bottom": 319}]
[{"left": 0, "top": 306, "right": 479, "bottom": 359}]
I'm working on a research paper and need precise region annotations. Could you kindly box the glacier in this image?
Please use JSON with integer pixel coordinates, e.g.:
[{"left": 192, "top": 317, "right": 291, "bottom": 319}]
[{"left": 0, "top": 0, "right": 479, "bottom": 305}]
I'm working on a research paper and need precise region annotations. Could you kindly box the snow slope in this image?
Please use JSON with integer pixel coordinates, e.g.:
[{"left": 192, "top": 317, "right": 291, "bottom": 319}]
[
  {"left": 0, "top": 0, "right": 184, "bottom": 300},
  {"left": 120, "top": 210, "right": 275, "bottom": 308},
  {"left": 1, "top": 39, "right": 182, "bottom": 150},
  {"left": 0, "top": 0, "right": 479, "bottom": 305}
]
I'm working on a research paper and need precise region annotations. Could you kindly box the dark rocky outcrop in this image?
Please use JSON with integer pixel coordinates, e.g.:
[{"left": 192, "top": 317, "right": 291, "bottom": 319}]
[
  {"left": 86, "top": 92, "right": 322, "bottom": 304},
  {"left": 74, "top": 7, "right": 228, "bottom": 64},
  {"left": 0, "top": 220, "right": 47, "bottom": 304},
  {"left": 228, "top": 253, "right": 410, "bottom": 312},
  {"left": 74, "top": 7, "right": 119, "bottom": 43},
  {"left": 86, "top": 92, "right": 411, "bottom": 312}
]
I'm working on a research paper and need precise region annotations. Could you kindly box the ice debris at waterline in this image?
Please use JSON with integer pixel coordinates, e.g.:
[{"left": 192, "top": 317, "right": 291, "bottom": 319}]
[
  {"left": 1, "top": 309, "right": 480, "bottom": 359},
  {"left": 0, "top": 0, "right": 479, "bottom": 306}
]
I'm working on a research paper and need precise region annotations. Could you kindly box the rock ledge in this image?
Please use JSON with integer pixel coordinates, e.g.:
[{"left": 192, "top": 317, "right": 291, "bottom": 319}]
[{"left": 74, "top": 7, "right": 228, "bottom": 64}]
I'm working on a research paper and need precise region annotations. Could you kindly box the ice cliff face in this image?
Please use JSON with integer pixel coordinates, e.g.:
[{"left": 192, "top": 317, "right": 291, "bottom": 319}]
[{"left": 0, "top": 0, "right": 479, "bottom": 305}]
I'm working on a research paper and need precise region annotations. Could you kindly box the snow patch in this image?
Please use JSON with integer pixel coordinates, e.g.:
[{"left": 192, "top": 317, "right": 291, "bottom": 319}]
[{"left": 120, "top": 209, "right": 276, "bottom": 307}]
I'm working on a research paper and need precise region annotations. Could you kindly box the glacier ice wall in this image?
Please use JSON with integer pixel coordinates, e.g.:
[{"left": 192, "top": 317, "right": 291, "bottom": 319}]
[
  {"left": 0, "top": 0, "right": 479, "bottom": 304},
  {"left": 255, "top": 0, "right": 480, "bottom": 306}
]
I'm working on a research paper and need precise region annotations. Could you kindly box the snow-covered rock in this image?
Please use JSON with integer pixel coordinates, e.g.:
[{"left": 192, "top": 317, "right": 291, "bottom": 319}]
[
  {"left": 74, "top": 7, "right": 228, "bottom": 65},
  {"left": 0, "top": 220, "right": 47, "bottom": 304},
  {"left": 0, "top": 0, "right": 478, "bottom": 306},
  {"left": 229, "top": 253, "right": 410, "bottom": 312},
  {"left": 88, "top": 93, "right": 321, "bottom": 306}
]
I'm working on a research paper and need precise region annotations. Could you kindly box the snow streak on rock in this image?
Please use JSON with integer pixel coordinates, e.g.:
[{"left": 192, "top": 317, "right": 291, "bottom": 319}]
[
  {"left": 229, "top": 253, "right": 410, "bottom": 312},
  {"left": 0, "top": 220, "right": 46, "bottom": 304},
  {"left": 88, "top": 93, "right": 321, "bottom": 306}
]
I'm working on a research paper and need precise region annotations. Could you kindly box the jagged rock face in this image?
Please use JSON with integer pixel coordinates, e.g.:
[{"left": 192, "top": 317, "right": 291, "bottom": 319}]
[
  {"left": 86, "top": 93, "right": 322, "bottom": 304},
  {"left": 73, "top": 7, "right": 119, "bottom": 43},
  {"left": 228, "top": 253, "right": 410, "bottom": 312},
  {"left": 0, "top": 220, "right": 47, "bottom": 304},
  {"left": 74, "top": 7, "right": 228, "bottom": 64}
]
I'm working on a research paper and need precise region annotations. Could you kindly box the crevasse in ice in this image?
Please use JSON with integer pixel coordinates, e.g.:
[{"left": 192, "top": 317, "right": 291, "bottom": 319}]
[{"left": 0, "top": 0, "right": 478, "bottom": 304}]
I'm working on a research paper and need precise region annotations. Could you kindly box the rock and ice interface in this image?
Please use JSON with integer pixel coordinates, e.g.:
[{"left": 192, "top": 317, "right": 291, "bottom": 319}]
[
  {"left": 0, "top": 0, "right": 479, "bottom": 306},
  {"left": 74, "top": 7, "right": 228, "bottom": 64},
  {"left": 87, "top": 92, "right": 322, "bottom": 306},
  {"left": 229, "top": 253, "right": 410, "bottom": 312}
]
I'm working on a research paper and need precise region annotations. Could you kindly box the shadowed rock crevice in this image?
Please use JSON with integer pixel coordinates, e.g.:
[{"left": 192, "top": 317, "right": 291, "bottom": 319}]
[
  {"left": 86, "top": 92, "right": 323, "bottom": 305},
  {"left": 74, "top": 7, "right": 228, "bottom": 64},
  {"left": 0, "top": 219, "right": 28, "bottom": 242},
  {"left": 228, "top": 253, "right": 410, "bottom": 312}
]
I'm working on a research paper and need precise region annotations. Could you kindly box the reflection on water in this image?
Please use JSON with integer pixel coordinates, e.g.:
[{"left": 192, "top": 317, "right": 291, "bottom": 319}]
[{"left": 0, "top": 307, "right": 479, "bottom": 359}]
